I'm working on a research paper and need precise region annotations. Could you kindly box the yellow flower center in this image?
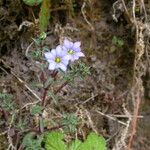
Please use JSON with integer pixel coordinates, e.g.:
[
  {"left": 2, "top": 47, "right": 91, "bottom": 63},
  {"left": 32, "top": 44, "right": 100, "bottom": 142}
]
[
  {"left": 55, "top": 57, "right": 61, "bottom": 63},
  {"left": 68, "top": 49, "right": 74, "bottom": 55}
]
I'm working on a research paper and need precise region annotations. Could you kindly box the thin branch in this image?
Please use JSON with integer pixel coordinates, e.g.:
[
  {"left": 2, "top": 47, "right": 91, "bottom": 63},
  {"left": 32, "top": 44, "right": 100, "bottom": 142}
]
[{"left": 95, "top": 110, "right": 127, "bottom": 126}]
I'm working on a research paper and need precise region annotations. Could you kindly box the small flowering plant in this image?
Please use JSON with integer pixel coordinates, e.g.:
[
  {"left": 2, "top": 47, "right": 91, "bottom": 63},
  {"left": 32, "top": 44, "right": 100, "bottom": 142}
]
[
  {"left": 44, "top": 45, "right": 70, "bottom": 71},
  {"left": 21, "top": 35, "right": 90, "bottom": 150},
  {"left": 27, "top": 35, "right": 90, "bottom": 110},
  {"left": 44, "top": 38, "right": 85, "bottom": 72},
  {"left": 62, "top": 38, "right": 85, "bottom": 62}
]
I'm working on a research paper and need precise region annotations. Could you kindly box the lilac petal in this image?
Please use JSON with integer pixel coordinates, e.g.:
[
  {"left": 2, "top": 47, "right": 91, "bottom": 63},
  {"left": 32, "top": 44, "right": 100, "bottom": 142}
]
[
  {"left": 72, "top": 47, "right": 81, "bottom": 52},
  {"left": 63, "top": 55, "right": 71, "bottom": 61},
  {"left": 47, "top": 59, "right": 55, "bottom": 63},
  {"left": 72, "top": 55, "right": 79, "bottom": 61},
  {"left": 64, "top": 39, "right": 73, "bottom": 48},
  {"left": 72, "top": 41, "right": 81, "bottom": 49},
  {"left": 51, "top": 49, "right": 56, "bottom": 56},
  {"left": 48, "top": 62, "right": 56, "bottom": 70},
  {"left": 44, "top": 52, "right": 54, "bottom": 59},
  {"left": 69, "top": 55, "right": 78, "bottom": 62},
  {"left": 62, "top": 46, "right": 68, "bottom": 51},
  {"left": 56, "top": 45, "right": 63, "bottom": 56},
  {"left": 62, "top": 59, "right": 69, "bottom": 65},
  {"left": 76, "top": 52, "right": 85, "bottom": 57},
  {"left": 57, "top": 63, "right": 67, "bottom": 71}
]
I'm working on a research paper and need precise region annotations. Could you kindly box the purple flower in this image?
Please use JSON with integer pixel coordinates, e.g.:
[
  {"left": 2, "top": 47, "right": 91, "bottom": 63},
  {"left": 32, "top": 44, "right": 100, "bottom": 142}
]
[
  {"left": 62, "top": 38, "right": 85, "bottom": 61},
  {"left": 44, "top": 45, "right": 70, "bottom": 71}
]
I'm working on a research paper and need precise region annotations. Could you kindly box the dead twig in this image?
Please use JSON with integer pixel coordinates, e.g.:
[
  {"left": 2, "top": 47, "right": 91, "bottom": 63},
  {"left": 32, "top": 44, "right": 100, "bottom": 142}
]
[
  {"left": 7, "top": 114, "right": 16, "bottom": 150},
  {"left": 0, "top": 59, "right": 41, "bottom": 102},
  {"left": 95, "top": 110, "right": 127, "bottom": 126},
  {"left": 81, "top": 1, "right": 94, "bottom": 31}
]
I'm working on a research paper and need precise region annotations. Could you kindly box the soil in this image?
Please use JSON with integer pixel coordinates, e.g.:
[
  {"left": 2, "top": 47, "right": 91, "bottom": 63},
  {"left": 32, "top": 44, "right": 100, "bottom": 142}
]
[{"left": 0, "top": 0, "right": 150, "bottom": 150}]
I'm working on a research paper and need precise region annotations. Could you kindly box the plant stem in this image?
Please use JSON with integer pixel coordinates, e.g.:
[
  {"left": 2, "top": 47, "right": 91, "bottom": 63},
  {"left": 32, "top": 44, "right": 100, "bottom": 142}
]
[
  {"left": 39, "top": 70, "right": 58, "bottom": 133},
  {"left": 41, "top": 70, "right": 58, "bottom": 107},
  {"left": 54, "top": 81, "right": 68, "bottom": 94}
]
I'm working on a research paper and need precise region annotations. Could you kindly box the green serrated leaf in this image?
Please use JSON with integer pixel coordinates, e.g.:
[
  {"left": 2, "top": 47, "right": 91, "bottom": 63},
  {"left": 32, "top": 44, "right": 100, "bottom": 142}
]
[
  {"left": 44, "top": 131, "right": 67, "bottom": 150},
  {"left": 0, "top": 92, "right": 15, "bottom": 111},
  {"left": 39, "top": 0, "right": 51, "bottom": 32},
  {"left": 22, "top": 133, "right": 33, "bottom": 147},
  {"left": 22, "top": 133, "right": 43, "bottom": 150},
  {"left": 78, "top": 132, "right": 107, "bottom": 150},
  {"left": 69, "top": 140, "right": 82, "bottom": 150},
  {"left": 62, "top": 113, "right": 78, "bottom": 133},
  {"left": 44, "top": 132, "right": 107, "bottom": 150}
]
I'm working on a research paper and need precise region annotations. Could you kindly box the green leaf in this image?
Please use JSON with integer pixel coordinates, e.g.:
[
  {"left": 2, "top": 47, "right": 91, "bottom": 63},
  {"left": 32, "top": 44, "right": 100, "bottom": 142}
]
[
  {"left": 78, "top": 132, "right": 107, "bottom": 150},
  {"left": 69, "top": 140, "right": 82, "bottom": 150},
  {"left": 44, "top": 77, "right": 54, "bottom": 88},
  {"left": 0, "top": 92, "right": 15, "bottom": 111},
  {"left": 30, "top": 105, "right": 43, "bottom": 115},
  {"left": 32, "top": 82, "right": 43, "bottom": 88},
  {"left": 22, "top": 133, "right": 43, "bottom": 150},
  {"left": 39, "top": 0, "right": 51, "bottom": 32},
  {"left": 32, "top": 38, "right": 41, "bottom": 45},
  {"left": 44, "top": 132, "right": 107, "bottom": 150},
  {"left": 62, "top": 113, "right": 78, "bottom": 133},
  {"left": 48, "top": 91, "right": 58, "bottom": 105},
  {"left": 112, "top": 36, "right": 124, "bottom": 47},
  {"left": 112, "top": 36, "right": 117, "bottom": 45},
  {"left": 44, "top": 131, "right": 67, "bottom": 150},
  {"left": 117, "top": 40, "right": 124, "bottom": 47},
  {"left": 39, "top": 32, "right": 47, "bottom": 39},
  {"left": 23, "top": 0, "right": 43, "bottom": 6}
]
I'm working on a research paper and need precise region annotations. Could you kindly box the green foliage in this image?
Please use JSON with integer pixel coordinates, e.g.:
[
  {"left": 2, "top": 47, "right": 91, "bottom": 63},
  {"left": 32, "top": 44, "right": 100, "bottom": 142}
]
[
  {"left": 31, "top": 36, "right": 49, "bottom": 59},
  {"left": 44, "top": 131, "right": 107, "bottom": 150},
  {"left": 77, "top": 132, "right": 107, "bottom": 150},
  {"left": 0, "top": 92, "right": 15, "bottom": 111},
  {"left": 44, "top": 131, "right": 67, "bottom": 150},
  {"left": 23, "top": 0, "right": 43, "bottom": 6},
  {"left": 39, "top": 32, "right": 47, "bottom": 40},
  {"left": 22, "top": 133, "right": 43, "bottom": 150},
  {"left": 44, "top": 77, "right": 54, "bottom": 88},
  {"left": 62, "top": 61, "right": 90, "bottom": 82},
  {"left": 110, "top": 36, "right": 124, "bottom": 53},
  {"left": 39, "top": 0, "right": 51, "bottom": 32},
  {"left": 75, "top": 61, "right": 91, "bottom": 78},
  {"left": 31, "top": 82, "right": 44, "bottom": 88},
  {"left": 31, "top": 48, "right": 43, "bottom": 58},
  {"left": 68, "top": 140, "right": 82, "bottom": 150},
  {"left": 32, "top": 37, "right": 42, "bottom": 46},
  {"left": 112, "top": 36, "right": 124, "bottom": 47},
  {"left": 30, "top": 105, "right": 43, "bottom": 115},
  {"left": 62, "top": 113, "right": 78, "bottom": 133},
  {"left": 16, "top": 119, "right": 27, "bottom": 131},
  {"left": 48, "top": 91, "right": 58, "bottom": 105}
]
